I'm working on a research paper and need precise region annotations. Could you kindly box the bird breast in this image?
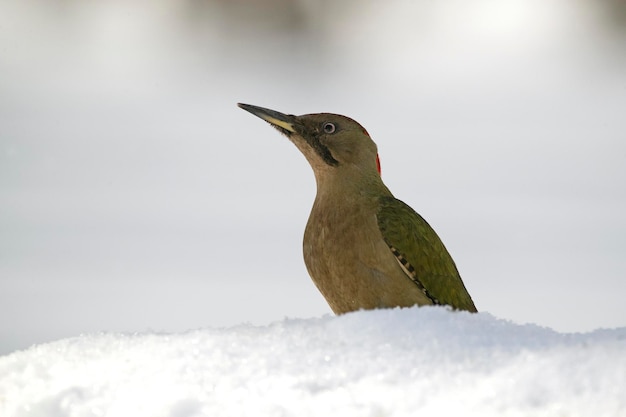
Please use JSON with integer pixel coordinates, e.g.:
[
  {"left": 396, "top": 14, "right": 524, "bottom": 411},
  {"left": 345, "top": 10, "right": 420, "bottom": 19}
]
[{"left": 302, "top": 195, "right": 433, "bottom": 313}]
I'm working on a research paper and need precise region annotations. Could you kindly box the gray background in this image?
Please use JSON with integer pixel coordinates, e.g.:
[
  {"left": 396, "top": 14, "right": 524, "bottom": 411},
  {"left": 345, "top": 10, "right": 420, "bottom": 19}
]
[{"left": 2, "top": 0, "right": 625, "bottom": 355}]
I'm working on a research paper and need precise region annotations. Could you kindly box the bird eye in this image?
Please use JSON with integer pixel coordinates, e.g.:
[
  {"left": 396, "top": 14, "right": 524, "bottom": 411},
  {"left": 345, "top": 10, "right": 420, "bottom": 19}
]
[{"left": 323, "top": 122, "right": 336, "bottom": 134}]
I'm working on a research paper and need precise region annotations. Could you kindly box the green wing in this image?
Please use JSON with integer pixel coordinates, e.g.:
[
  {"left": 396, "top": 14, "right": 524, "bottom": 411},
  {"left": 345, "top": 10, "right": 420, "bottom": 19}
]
[{"left": 376, "top": 196, "right": 477, "bottom": 312}]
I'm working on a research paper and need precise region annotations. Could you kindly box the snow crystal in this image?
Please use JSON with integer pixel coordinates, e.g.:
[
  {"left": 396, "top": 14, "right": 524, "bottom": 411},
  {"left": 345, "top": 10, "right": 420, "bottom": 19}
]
[{"left": 1, "top": 307, "right": 625, "bottom": 417}]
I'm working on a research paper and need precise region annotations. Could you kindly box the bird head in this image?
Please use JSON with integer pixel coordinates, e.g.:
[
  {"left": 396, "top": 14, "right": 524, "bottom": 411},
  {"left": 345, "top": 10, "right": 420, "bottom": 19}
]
[{"left": 238, "top": 103, "right": 382, "bottom": 186}]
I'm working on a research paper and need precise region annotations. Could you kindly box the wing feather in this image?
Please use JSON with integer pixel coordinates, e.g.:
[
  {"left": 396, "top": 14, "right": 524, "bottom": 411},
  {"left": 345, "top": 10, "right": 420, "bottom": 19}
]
[{"left": 376, "top": 196, "right": 477, "bottom": 312}]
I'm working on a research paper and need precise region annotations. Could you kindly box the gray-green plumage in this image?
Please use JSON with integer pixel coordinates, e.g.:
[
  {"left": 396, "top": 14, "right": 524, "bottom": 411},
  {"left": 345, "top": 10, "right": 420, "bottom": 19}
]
[
  {"left": 238, "top": 103, "right": 477, "bottom": 313},
  {"left": 377, "top": 196, "right": 476, "bottom": 311}
]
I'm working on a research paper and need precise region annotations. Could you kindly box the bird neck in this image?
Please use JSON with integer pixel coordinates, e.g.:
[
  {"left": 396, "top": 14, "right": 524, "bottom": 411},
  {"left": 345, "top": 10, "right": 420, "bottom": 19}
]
[{"left": 313, "top": 168, "right": 392, "bottom": 206}]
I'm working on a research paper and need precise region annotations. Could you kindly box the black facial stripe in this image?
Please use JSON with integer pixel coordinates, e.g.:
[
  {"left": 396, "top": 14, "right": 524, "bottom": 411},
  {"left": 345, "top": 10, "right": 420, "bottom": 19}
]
[
  {"left": 288, "top": 123, "right": 339, "bottom": 167},
  {"left": 313, "top": 141, "right": 339, "bottom": 167}
]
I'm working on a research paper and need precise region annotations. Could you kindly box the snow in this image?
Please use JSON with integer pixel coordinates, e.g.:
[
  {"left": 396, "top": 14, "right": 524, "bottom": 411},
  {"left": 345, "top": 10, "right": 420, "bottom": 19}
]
[{"left": 1, "top": 307, "right": 624, "bottom": 417}]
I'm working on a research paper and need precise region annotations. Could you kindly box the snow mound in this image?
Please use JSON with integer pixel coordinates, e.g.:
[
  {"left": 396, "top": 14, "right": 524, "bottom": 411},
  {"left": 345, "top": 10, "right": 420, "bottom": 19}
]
[{"left": 1, "top": 307, "right": 625, "bottom": 417}]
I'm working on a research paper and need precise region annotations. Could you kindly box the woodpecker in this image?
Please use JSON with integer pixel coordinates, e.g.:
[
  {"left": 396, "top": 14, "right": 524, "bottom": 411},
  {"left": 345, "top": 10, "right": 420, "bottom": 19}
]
[{"left": 238, "top": 103, "right": 477, "bottom": 313}]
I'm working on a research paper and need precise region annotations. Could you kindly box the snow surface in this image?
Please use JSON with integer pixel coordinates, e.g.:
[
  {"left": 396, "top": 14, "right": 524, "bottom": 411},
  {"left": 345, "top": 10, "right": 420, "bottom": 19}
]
[{"left": 1, "top": 307, "right": 625, "bottom": 417}]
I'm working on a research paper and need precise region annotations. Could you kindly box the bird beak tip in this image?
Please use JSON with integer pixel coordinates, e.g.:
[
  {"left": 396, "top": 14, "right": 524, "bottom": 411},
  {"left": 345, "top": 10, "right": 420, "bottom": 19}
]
[{"left": 237, "top": 102, "right": 296, "bottom": 134}]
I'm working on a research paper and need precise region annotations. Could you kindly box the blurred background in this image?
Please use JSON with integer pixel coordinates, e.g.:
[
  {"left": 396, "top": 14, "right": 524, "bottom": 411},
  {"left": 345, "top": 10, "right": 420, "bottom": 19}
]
[{"left": 1, "top": 0, "right": 625, "bottom": 355}]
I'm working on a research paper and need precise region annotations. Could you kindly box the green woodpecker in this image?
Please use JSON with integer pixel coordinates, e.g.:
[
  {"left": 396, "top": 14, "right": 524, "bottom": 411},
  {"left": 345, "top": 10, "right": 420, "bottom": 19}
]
[{"left": 238, "top": 103, "right": 477, "bottom": 313}]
